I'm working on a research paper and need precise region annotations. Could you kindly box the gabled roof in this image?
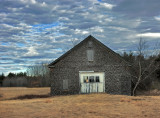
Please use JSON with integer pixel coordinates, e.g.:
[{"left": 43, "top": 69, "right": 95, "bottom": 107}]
[{"left": 48, "top": 35, "right": 130, "bottom": 67}]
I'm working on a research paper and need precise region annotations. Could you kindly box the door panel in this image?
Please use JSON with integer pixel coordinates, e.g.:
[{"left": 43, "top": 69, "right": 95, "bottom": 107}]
[{"left": 79, "top": 72, "right": 105, "bottom": 93}]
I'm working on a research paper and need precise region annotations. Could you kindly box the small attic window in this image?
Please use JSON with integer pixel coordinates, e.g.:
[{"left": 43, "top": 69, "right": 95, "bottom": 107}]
[
  {"left": 87, "top": 50, "right": 94, "bottom": 61},
  {"left": 88, "top": 41, "right": 93, "bottom": 47}
]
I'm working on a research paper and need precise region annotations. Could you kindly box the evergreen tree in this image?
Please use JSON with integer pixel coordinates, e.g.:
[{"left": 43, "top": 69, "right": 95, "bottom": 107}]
[
  {"left": 0, "top": 73, "right": 5, "bottom": 85},
  {"left": 8, "top": 72, "right": 16, "bottom": 78}
]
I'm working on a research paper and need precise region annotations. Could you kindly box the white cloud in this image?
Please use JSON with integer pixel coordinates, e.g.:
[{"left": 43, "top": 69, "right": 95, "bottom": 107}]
[
  {"left": 108, "top": 26, "right": 130, "bottom": 31},
  {"left": 101, "top": 3, "right": 115, "bottom": 9},
  {"left": 75, "top": 29, "right": 89, "bottom": 35},
  {"left": 24, "top": 47, "right": 39, "bottom": 56},
  {"left": 155, "top": 16, "right": 160, "bottom": 21},
  {"left": 20, "top": 0, "right": 37, "bottom": 4},
  {"left": 137, "top": 33, "right": 160, "bottom": 38},
  {"left": 41, "top": 2, "right": 47, "bottom": 7}
]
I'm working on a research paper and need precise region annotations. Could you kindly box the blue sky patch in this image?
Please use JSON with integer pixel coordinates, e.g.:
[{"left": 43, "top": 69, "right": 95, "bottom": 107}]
[
  {"left": 17, "top": 43, "right": 25, "bottom": 47},
  {"left": 32, "top": 22, "right": 61, "bottom": 32},
  {"left": 1, "top": 42, "right": 9, "bottom": 46},
  {"left": 97, "top": 0, "right": 102, "bottom": 2}
]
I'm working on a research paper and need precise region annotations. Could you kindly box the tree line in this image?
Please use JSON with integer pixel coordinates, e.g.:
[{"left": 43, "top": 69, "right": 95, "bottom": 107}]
[{"left": 0, "top": 64, "right": 51, "bottom": 87}]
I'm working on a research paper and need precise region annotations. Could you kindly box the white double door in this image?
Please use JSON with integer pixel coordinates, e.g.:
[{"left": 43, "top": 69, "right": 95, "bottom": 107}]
[{"left": 79, "top": 72, "right": 105, "bottom": 93}]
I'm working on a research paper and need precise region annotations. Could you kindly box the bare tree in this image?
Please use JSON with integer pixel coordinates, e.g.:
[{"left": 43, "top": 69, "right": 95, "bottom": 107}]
[
  {"left": 132, "top": 38, "right": 160, "bottom": 96},
  {"left": 26, "top": 63, "right": 51, "bottom": 87}
]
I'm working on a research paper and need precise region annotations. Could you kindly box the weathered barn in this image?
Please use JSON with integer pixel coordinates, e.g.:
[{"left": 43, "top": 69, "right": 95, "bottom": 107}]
[{"left": 48, "top": 35, "right": 132, "bottom": 95}]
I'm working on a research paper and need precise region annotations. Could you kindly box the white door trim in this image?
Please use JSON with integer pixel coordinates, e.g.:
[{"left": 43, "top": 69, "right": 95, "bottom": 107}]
[{"left": 79, "top": 71, "right": 105, "bottom": 93}]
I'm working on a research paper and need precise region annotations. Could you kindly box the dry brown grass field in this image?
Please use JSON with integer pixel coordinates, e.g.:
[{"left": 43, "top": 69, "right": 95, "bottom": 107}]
[{"left": 0, "top": 87, "right": 160, "bottom": 118}]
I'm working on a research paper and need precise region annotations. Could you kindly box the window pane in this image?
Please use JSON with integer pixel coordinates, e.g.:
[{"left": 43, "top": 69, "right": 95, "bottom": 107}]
[
  {"left": 83, "top": 76, "right": 89, "bottom": 83},
  {"left": 89, "top": 76, "right": 94, "bottom": 82},
  {"left": 96, "top": 76, "right": 100, "bottom": 82}
]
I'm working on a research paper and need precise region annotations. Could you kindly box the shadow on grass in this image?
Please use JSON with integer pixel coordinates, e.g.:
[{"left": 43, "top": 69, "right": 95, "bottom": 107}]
[{"left": 9, "top": 94, "right": 51, "bottom": 100}]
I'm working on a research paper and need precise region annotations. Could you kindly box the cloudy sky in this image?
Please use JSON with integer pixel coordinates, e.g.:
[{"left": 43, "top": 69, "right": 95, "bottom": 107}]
[{"left": 0, "top": 0, "right": 160, "bottom": 75}]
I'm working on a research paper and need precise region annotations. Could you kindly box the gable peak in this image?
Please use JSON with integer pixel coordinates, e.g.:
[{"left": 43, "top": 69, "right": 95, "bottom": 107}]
[
  {"left": 88, "top": 35, "right": 94, "bottom": 38},
  {"left": 85, "top": 35, "right": 96, "bottom": 41}
]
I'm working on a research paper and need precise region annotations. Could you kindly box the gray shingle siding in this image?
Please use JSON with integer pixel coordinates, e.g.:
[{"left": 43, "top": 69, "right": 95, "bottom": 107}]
[{"left": 49, "top": 35, "right": 132, "bottom": 96}]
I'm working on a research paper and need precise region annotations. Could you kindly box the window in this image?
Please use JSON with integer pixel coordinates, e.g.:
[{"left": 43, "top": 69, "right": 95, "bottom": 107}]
[
  {"left": 83, "top": 76, "right": 100, "bottom": 83},
  {"left": 87, "top": 50, "right": 94, "bottom": 61},
  {"left": 63, "top": 79, "right": 68, "bottom": 90}
]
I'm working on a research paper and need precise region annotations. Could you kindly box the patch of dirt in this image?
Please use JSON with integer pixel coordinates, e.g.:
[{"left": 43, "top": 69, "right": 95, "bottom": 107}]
[
  {"left": 9, "top": 94, "right": 51, "bottom": 100},
  {"left": 131, "top": 98, "right": 145, "bottom": 101}
]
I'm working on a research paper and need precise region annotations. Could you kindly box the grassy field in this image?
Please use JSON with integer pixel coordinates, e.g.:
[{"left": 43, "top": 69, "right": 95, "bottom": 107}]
[{"left": 0, "top": 88, "right": 160, "bottom": 118}]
